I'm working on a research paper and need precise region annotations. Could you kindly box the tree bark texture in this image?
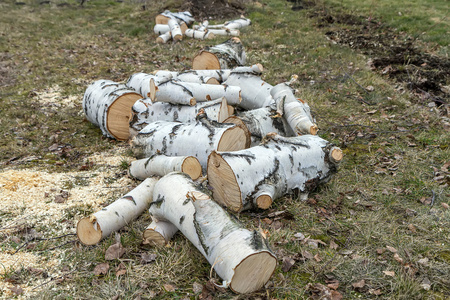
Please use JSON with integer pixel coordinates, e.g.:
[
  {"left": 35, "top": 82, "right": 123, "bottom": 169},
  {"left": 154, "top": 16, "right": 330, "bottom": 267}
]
[
  {"left": 154, "top": 70, "right": 220, "bottom": 85},
  {"left": 143, "top": 219, "right": 179, "bottom": 246},
  {"left": 192, "top": 37, "right": 246, "bottom": 70},
  {"left": 129, "top": 154, "right": 202, "bottom": 181},
  {"left": 76, "top": 177, "right": 158, "bottom": 245},
  {"left": 155, "top": 10, "right": 195, "bottom": 25},
  {"left": 82, "top": 79, "right": 143, "bottom": 140},
  {"left": 126, "top": 72, "right": 171, "bottom": 99},
  {"left": 207, "top": 134, "right": 343, "bottom": 212},
  {"left": 129, "top": 97, "right": 233, "bottom": 136},
  {"left": 149, "top": 172, "right": 277, "bottom": 293},
  {"left": 185, "top": 29, "right": 215, "bottom": 40},
  {"left": 130, "top": 114, "right": 250, "bottom": 169}
]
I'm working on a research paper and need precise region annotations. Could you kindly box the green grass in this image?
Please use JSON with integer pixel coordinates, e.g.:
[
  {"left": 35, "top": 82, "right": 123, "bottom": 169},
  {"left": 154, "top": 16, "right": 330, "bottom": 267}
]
[{"left": 1, "top": 0, "right": 449, "bottom": 299}]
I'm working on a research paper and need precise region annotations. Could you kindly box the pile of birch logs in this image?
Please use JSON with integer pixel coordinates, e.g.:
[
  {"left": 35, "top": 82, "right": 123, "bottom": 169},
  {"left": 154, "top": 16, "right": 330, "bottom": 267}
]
[
  {"left": 154, "top": 10, "right": 251, "bottom": 43},
  {"left": 78, "top": 38, "right": 343, "bottom": 294}
]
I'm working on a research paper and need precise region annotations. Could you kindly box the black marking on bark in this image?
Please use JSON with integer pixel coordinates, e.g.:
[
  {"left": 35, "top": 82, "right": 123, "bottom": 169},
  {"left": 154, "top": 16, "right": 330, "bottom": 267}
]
[
  {"left": 221, "top": 152, "right": 256, "bottom": 165},
  {"left": 275, "top": 145, "right": 281, "bottom": 151},
  {"left": 247, "top": 158, "right": 281, "bottom": 205},
  {"left": 161, "top": 136, "right": 167, "bottom": 153},
  {"left": 169, "top": 124, "right": 183, "bottom": 138},
  {"left": 139, "top": 129, "right": 156, "bottom": 137},
  {"left": 250, "top": 230, "right": 265, "bottom": 251},
  {"left": 193, "top": 211, "right": 210, "bottom": 256},
  {"left": 122, "top": 195, "right": 136, "bottom": 205},
  {"left": 150, "top": 194, "right": 165, "bottom": 209},
  {"left": 289, "top": 154, "right": 294, "bottom": 166},
  {"left": 179, "top": 215, "right": 185, "bottom": 225},
  {"left": 115, "top": 211, "right": 120, "bottom": 217},
  {"left": 173, "top": 110, "right": 179, "bottom": 121}
]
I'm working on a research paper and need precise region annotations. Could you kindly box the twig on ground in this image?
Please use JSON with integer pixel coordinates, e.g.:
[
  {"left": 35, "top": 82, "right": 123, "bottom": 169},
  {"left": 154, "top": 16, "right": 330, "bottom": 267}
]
[
  {"left": 13, "top": 233, "right": 77, "bottom": 255},
  {"left": 31, "top": 269, "right": 78, "bottom": 291}
]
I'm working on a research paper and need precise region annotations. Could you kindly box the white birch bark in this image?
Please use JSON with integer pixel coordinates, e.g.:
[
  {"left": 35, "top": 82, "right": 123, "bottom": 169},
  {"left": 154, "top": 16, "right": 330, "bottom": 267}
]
[
  {"left": 154, "top": 70, "right": 219, "bottom": 85},
  {"left": 156, "top": 31, "right": 172, "bottom": 44},
  {"left": 76, "top": 177, "right": 159, "bottom": 245},
  {"left": 126, "top": 72, "right": 172, "bottom": 98},
  {"left": 224, "top": 72, "right": 273, "bottom": 110},
  {"left": 129, "top": 154, "right": 202, "bottom": 180},
  {"left": 192, "top": 37, "right": 246, "bottom": 70},
  {"left": 185, "top": 29, "right": 215, "bottom": 40},
  {"left": 271, "top": 83, "right": 318, "bottom": 135},
  {"left": 155, "top": 10, "right": 195, "bottom": 25},
  {"left": 82, "top": 79, "right": 143, "bottom": 140},
  {"left": 168, "top": 18, "right": 183, "bottom": 41},
  {"left": 224, "top": 17, "right": 251, "bottom": 30},
  {"left": 151, "top": 80, "right": 241, "bottom": 106},
  {"left": 207, "top": 28, "right": 240, "bottom": 36},
  {"left": 149, "top": 173, "right": 277, "bottom": 293},
  {"left": 154, "top": 22, "right": 188, "bottom": 35},
  {"left": 130, "top": 115, "right": 250, "bottom": 169},
  {"left": 143, "top": 219, "right": 179, "bottom": 246},
  {"left": 129, "top": 97, "right": 233, "bottom": 135},
  {"left": 207, "top": 134, "right": 343, "bottom": 212}
]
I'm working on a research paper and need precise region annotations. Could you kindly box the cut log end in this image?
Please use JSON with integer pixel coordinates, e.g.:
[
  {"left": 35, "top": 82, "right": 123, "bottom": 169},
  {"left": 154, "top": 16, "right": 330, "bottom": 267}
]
[
  {"left": 77, "top": 217, "right": 102, "bottom": 246},
  {"left": 230, "top": 252, "right": 277, "bottom": 294},
  {"left": 207, "top": 152, "right": 242, "bottom": 212},
  {"left": 107, "top": 93, "right": 143, "bottom": 140},
  {"left": 149, "top": 79, "right": 157, "bottom": 102},
  {"left": 217, "top": 126, "right": 250, "bottom": 152},
  {"left": 142, "top": 229, "right": 167, "bottom": 246},
  {"left": 206, "top": 77, "right": 220, "bottom": 85},
  {"left": 330, "top": 147, "right": 343, "bottom": 163},
  {"left": 310, "top": 125, "right": 318, "bottom": 135},
  {"left": 256, "top": 195, "right": 273, "bottom": 210},
  {"left": 181, "top": 156, "right": 202, "bottom": 180},
  {"left": 155, "top": 15, "right": 170, "bottom": 24},
  {"left": 192, "top": 51, "right": 220, "bottom": 70},
  {"left": 222, "top": 116, "right": 251, "bottom": 148}
]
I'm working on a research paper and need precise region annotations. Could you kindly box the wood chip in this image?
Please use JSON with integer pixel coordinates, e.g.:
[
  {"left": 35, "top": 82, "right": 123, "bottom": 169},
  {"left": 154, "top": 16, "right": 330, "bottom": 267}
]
[
  {"left": 93, "top": 263, "right": 109, "bottom": 276},
  {"left": 352, "top": 279, "right": 365, "bottom": 289},
  {"left": 383, "top": 270, "right": 395, "bottom": 277},
  {"left": 105, "top": 242, "right": 125, "bottom": 260},
  {"left": 386, "top": 245, "right": 397, "bottom": 253}
]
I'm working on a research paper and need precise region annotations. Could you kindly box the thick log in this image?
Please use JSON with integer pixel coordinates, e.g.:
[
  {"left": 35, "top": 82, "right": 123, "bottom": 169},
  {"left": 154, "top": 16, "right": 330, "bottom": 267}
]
[
  {"left": 143, "top": 219, "right": 179, "bottom": 246},
  {"left": 155, "top": 10, "right": 195, "bottom": 25},
  {"left": 271, "top": 83, "right": 318, "bottom": 135},
  {"left": 154, "top": 70, "right": 220, "bottom": 85},
  {"left": 168, "top": 18, "right": 183, "bottom": 41},
  {"left": 126, "top": 72, "right": 172, "bottom": 99},
  {"left": 129, "top": 97, "right": 234, "bottom": 136},
  {"left": 154, "top": 22, "right": 188, "bottom": 35},
  {"left": 129, "top": 154, "right": 202, "bottom": 181},
  {"left": 224, "top": 64, "right": 273, "bottom": 110},
  {"left": 149, "top": 173, "right": 277, "bottom": 293},
  {"left": 192, "top": 37, "right": 246, "bottom": 70},
  {"left": 82, "top": 80, "right": 143, "bottom": 140},
  {"left": 150, "top": 79, "right": 241, "bottom": 106},
  {"left": 76, "top": 177, "right": 158, "bottom": 245},
  {"left": 207, "top": 134, "right": 343, "bottom": 212},
  {"left": 224, "top": 106, "right": 294, "bottom": 145},
  {"left": 131, "top": 114, "right": 250, "bottom": 169},
  {"left": 185, "top": 29, "right": 215, "bottom": 40}
]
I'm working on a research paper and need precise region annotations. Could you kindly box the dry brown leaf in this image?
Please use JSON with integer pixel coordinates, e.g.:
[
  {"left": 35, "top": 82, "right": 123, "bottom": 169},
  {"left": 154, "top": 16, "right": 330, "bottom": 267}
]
[
  {"left": 331, "top": 290, "right": 343, "bottom": 300},
  {"left": 369, "top": 288, "right": 382, "bottom": 295},
  {"left": 163, "top": 283, "right": 176, "bottom": 292},
  {"left": 141, "top": 253, "right": 157, "bottom": 264},
  {"left": 352, "top": 279, "right": 365, "bottom": 289},
  {"left": 442, "top": 203, "right": 449, "bottom": 210},
  {"left": 192, "top": 282, "right": 203, "bottom": 294},
  {"left": 314, "top": 254, "right": 322, "bottom": 262},
  {"left": 282, "top": 256, "right": 296, "bottom": 272},
  {"left": 393, "top": 253, "right": 404, "bottom": 264},
  {"left": 105, "top": 242, "right": 125, "bottom": 260},
  {"left": 116, "top": 269, "right": 126, "bottom": 276},
  {"left": 383, "top": 270, "right": 395, "bottom": 277},
  {"left": 115, "top": 263, "right": 126, "bottom": 277},
  {"left": 327, "top": 281, "right": 339, "bottom": 290},
  {"left": 302, "top": 250, "right": 314, "bottom": 260},
  {"left": 8, "top": 286, "right": 23, "bottom": 295},
  {"left": 386, "top": 245, "right": 397, "bottom": 253},
  {"left": 93, "top": 263, "right": 109, "bottom": 276},
  {"left": 408, "top": 224, "right": 417, "bottom": 233},
  {"left": 376, "top": 248, "right": 386, "bottom": 255},
  {"left": 330, "top": 240, "right": 339, "bottom": 250}
]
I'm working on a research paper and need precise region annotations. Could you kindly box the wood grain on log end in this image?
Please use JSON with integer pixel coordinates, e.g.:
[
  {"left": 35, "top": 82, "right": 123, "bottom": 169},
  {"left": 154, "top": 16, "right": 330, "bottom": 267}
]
[
  {"left": 107, "top": 93, "right": 143, "bottom": 140},
  {"left": 310, "top": 124, "right": 318, "bottom": 135},
  {"left": 142, "top": 229, "right": 167, "bottom": 246},
  {"left": 222, "top": 116, "right": 251, "bottom": 148},
  {"left": 181, "top": 156, "right": 202, "bottom": 180},
  {"left": 207, "top": 151, "right": 242, "bottom": 212},
  {"left": 206, "top": 77, "right": 220, "bottom": 85},
  {"left": 330, "top": 147, "right": 343, "bottom": 163},
  {"left": 218, "top": 126, "right": 250, "bottom": 152},
  {"left": 155, "top": 14, "right": 170, "bottom": 24},
  {"left": 192, "top": 51, "right": 220, "bottom": 70},
  {"left": 77, "top": 217, "right": 102, "bottom": 246},
  {"left": 230, "top": 252, "right": 277, "bottom": 293},
  {"left": 256, "top": 195, "right": 273, "bottom": 210}
]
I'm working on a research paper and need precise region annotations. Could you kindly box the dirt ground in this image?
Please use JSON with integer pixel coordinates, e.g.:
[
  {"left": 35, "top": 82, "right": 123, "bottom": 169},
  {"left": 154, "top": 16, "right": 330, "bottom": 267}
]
[{"left": 172, "top": 0, "right": 248, "bottom": 20}]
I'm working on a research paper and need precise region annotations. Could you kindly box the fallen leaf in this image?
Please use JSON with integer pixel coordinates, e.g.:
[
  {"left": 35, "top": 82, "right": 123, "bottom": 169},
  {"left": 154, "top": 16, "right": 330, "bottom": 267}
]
[
  {"left": 327, "top": 281, "right": 339, "bottom": 290},
  {"left": 282, "top": 256, "right": 296, "bottom": 272},
  {"left": 330, "top": 240, "right": 339, "bottom": 250},
  {"left": 163, "top": 283, "right": 176, "bottom": 292},
  {"left": 8, "top": 286, "right": 23, "bottom": 295},
  {"left": 421, "top": 278, "right": 431, "bottom": 290},
  {"left": 294, "top": 232, "right": 305, "bottom": 240},
  {"left": 314, "top": 254, "right": 322, "bottom": 262},
  {"left": 383, "top": 270, "right": 395, "bottom": 277},
  {"left": 393, "top": 253, "right": 404, "bottom": 264},
  {"left": 331, "top": 290, "right": 343, "bottom": 300},
  {"left": 105, "top": 242, "right": 125, "bottom": 260},
  {"left": 442, "top": 203, "right": 449, "bottom": 210},
  {"left": 302, "top": 250, "right": 314, "bottom": 260},
  {"left": 418, "top": 258, "right": 429, "bottom": 266},
  {"left": 93, "top": 263, "right": 109, "bottom": 276},
  {"left": 140, "top": 253, "right": 157, "bottom": 264},
  {"left": 369, "top": 288, "right": 382, "bottom": 295},
  {"left": 408, "top": 224, "right": 417, "bottom": 233},
  {"left": 386, "top": 245, "right": 397, "bottom": 253},
  {"left": 192, "top": 282, "right": 203, "bottom": 294},
  {"left": 115, "top": 263, "right": 126, "bottom": 276},
  {"left": 352, "top": 279, "right": 365, "bottom": 289},
  {"left": 376, "top": 248, "right": 386, "bottom": 255}
]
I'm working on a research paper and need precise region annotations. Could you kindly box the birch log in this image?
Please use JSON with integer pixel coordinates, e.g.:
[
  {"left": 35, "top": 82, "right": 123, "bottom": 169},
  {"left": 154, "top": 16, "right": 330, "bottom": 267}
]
[
  {"left": 192, "top": 37, "right": 246, "bottom": 70},
  {"left": 129, "top": 154, "right": 202, "bottom": 180},
  {"left": 149, "top": 173, "right": 277, "bottom": 293},
  {"left": 154, "top": 70, "right": 220, "bottom": 85},
  {"left": 224, "top": 65, "right": 273, "bottom": 110},
  {"left": 154, "top": 22, "right": 188, "bottom": 35},
  {"left": 155, "top": 10, "right": 195, "bottom": 25},
  {"left": 271, "top": 83, "right": 318, "bottom": 135},
  {"left": 129, "top": 97, "right": 234, "bottom": 135},
  {"left": 143, "top": 219, "right": 179, "bottom": 246},
  {"left": 131, "top": 114, "right": 250, "bottom": 168},
  {"left": 82, "top": 80, "right": 143, "bottom": 140},
  {"left": 126, "top": 72, "right": 172, "bottom": 98},
  {"left": 168, "top": 18, "right": 183, "bottom": 41},
  {"left": 207, "top": 28, "right": 240, "bottom": 36},
  {"left": 150, "top": 79, "right": 241, "bottom": 105},
  {"left": 76, "top": 177, "right": 158, "bottom": 245},
  {"left": 185, "top": 29, "right": 215, "bottom": 40},
  {"left": 224, "top": 17, "right": 251, "bottom": 30},
  {"left": 207, "top": 134, "right": 343, "bottom": 212},
  {"left": 156, "top": 31, "right": 172, "bottom": 44}
]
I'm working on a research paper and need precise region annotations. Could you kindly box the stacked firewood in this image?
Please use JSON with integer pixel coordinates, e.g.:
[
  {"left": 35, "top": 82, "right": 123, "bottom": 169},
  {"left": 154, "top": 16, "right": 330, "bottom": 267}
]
[
  {"left": 78, "top": 38, "right": 343, "bottom": 294},
  {"left": 153, "top": 10, "right": 251, "bottom": 43}
]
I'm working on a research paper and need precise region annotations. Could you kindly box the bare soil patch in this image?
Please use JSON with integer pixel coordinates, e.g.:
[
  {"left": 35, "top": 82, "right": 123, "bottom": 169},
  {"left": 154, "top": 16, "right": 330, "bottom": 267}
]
[
  {"left": 308, "top": 9, "right": 449, "bottom": 107},
  {"left": 168, "top": 0, "right": 248, "bottom": 20}
]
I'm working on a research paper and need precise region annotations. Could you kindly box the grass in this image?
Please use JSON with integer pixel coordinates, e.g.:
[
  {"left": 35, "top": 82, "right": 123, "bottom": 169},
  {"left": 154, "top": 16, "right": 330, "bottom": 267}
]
[{"left": 1, "top": 0, "right": 449, "bottom": 299}]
